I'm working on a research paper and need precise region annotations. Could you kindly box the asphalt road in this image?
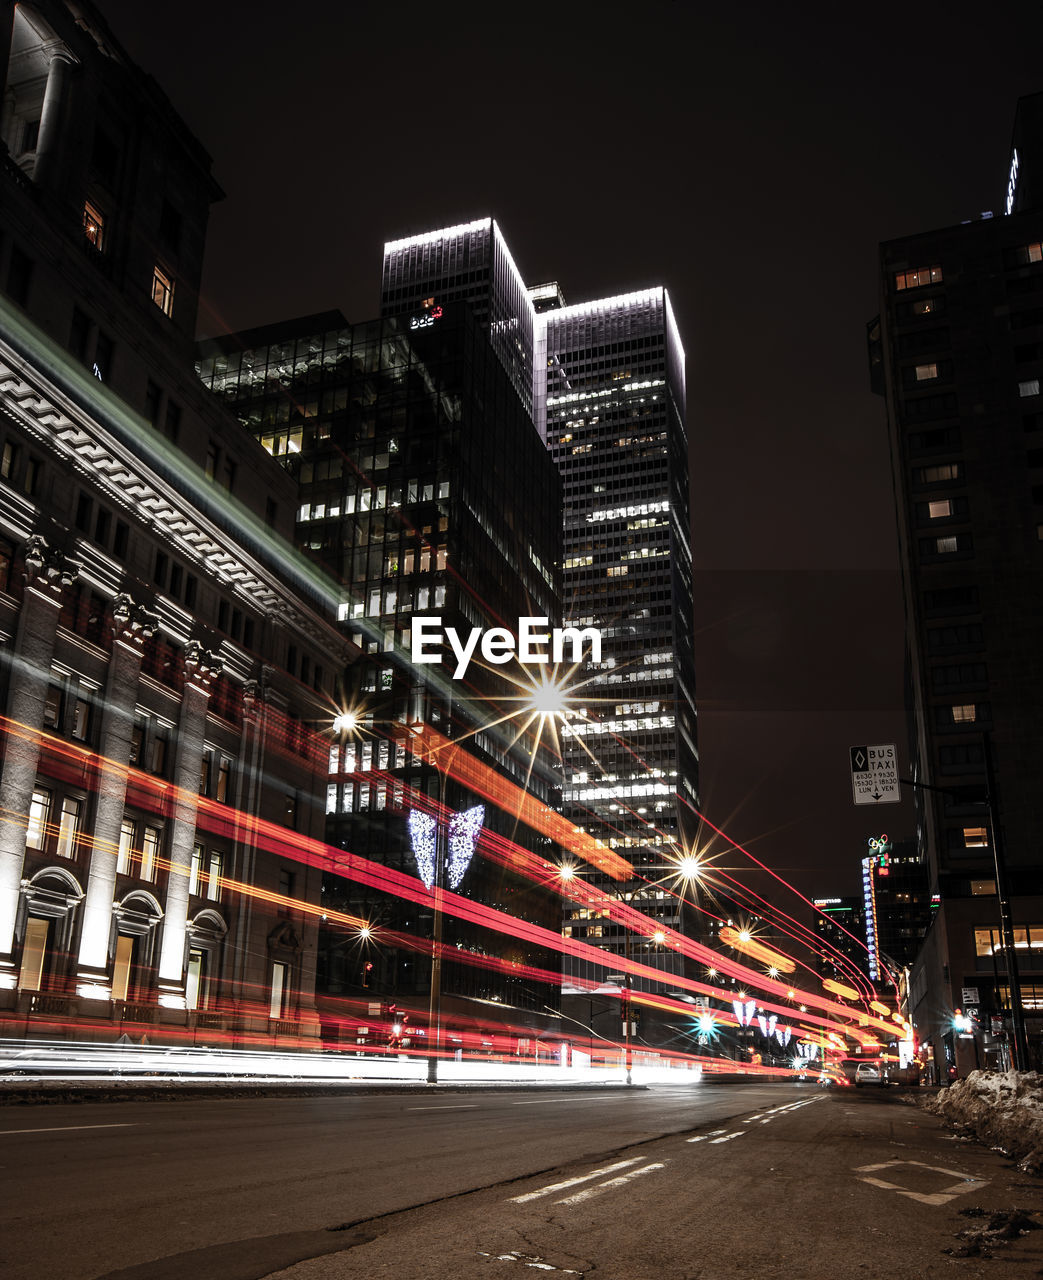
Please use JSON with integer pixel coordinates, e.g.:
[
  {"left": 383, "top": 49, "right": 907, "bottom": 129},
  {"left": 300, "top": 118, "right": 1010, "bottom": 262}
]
[{"left": 3, "top": 1082, "right": 1042, "bottom": 1279}]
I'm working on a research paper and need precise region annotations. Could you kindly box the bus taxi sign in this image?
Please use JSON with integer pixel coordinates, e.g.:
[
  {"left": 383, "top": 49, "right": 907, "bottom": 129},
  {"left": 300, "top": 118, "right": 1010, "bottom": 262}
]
[{"left": 850, "top": 744, "right": 900, "bottom": 805}]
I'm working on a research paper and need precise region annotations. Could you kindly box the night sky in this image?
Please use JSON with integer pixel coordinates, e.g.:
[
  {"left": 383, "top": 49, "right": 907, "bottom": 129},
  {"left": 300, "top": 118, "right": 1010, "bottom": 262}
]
[{"left": 97, "top": 0, "right": 1043, "bottom": 901}]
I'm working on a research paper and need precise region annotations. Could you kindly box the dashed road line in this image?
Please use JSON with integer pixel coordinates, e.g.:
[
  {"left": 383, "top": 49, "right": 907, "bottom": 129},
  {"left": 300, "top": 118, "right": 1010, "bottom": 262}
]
[
  {"left": 687, "top": 1128, "right": 728, "bottom": 1143},
  {"left": 512, "top": 1095, "right": 622, "bottom": 1105},
  {"left": 508, "top": 1158, "right": 644, "bottom": 1203},
  {"left": 405, "top": 1104, "right": 479, "bottom": 1112},
  {"left": 709, "top": 1130, "right": 746, "bottom": 1144},
  {"left": 554, "top": 1160, "right": 667, "bottom": 1206},
  {"left": 0, "top": 1123, "right": 136, "bottom": 1136}
]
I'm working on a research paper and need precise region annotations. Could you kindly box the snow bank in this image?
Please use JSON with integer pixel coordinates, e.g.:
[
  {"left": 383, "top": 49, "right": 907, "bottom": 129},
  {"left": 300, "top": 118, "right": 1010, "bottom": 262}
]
[{"left": 926, "top": 1070, "right": 1043, "bottom": 1174}]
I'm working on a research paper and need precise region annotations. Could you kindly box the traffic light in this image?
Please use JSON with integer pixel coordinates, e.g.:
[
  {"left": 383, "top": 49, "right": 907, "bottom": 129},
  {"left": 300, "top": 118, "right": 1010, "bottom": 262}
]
[{"left": 362, "top": 962, "right": 373, "bottom": 987}]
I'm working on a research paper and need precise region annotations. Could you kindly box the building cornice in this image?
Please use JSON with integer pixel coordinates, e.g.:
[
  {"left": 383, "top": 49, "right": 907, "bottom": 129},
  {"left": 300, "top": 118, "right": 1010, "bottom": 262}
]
[{"left": 0, "top": 307, "right": 351, "bottom": 665}]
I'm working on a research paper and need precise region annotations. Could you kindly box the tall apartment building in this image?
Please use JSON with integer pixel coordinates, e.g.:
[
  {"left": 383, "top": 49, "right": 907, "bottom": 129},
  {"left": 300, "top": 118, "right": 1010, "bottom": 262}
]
[
  {"left": 199, "top": 300, "right": 566, "bottom": 1025},
  {"left": 812, "top": 896, "right": 870, "bottom": 984},
  {"left": 380, "top": 221, "right": 697, "bottom": 990},
  {"left": 871, "top": 93, "right": 1043, "bottom": 1075},
  {"left": 0, "top": 0, "right": 346, "bottom": 1043}
]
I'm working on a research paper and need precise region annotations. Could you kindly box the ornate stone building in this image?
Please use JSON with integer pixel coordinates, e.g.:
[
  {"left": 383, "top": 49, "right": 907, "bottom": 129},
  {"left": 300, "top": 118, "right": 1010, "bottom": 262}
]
[{"left": 0, "top": 0, "right": 350, "bottom": 1044}]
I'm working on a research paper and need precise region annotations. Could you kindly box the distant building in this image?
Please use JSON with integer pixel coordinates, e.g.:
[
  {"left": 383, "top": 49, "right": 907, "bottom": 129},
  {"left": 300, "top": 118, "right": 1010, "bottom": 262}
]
[
  {"left": 198, "top": 301, "right": 566, "bottom": 1028},
  {"left": 861, "top": 836, "right": 933, "bottom": 980},
  {"left": 378, "top": 220, "right": 698, "bottom": 990},
  {"left": 0, "top": 0, "right": 346, "bottom": 1043},
  {"left": 812, "top": 896, "right": 869, "bottom": 983},
  {"left": 870, "top": 92, "right": 1043, "bottom": 1075}
]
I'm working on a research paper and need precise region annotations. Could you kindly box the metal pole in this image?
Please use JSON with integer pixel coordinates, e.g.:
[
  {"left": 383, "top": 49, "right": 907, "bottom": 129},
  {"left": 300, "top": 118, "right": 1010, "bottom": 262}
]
[
  {"left": 426, "top": 765, "right": 446, "bottom": 1084},
  {"left": 623, "top": 901, "right": 633, "bottom": 1086},
  {"left": 982, "top": 735, "right": 1029, "bottom": 1072}
]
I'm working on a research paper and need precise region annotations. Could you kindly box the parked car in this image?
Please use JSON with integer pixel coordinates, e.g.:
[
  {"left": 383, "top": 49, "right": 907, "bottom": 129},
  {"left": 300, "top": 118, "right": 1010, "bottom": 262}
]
[{"left": 854, "top": 1062, "right": 885, "bottom": 1087}]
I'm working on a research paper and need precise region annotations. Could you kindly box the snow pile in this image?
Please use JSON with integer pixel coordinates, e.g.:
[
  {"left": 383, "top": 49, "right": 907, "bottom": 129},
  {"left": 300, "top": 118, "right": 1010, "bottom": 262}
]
[{"left": 927, "top": 1070, "right": 1043, "bottom": 1174}]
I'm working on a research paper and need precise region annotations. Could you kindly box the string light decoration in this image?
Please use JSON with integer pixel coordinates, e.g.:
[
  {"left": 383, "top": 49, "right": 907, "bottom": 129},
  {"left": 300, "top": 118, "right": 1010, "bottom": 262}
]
[
  {"left": 407, "top": 805, "right": 485, "bottom": 891},
  {"left": 407, "top": 811, "right": 438, "bottom": 889},
  {"left": 447, "top": 804, "right": 485, "bottom": 889}
]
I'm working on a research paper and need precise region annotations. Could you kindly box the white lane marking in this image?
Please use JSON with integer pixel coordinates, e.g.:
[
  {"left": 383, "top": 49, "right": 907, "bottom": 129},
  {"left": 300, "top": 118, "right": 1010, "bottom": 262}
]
[
  {"left": 554, "top": 1160, "right": 666, "bottom": 1206},
  {"left": 512, "top": 1095, "right": 622, "bottom": 1105},
  {"left": 687, "top": 1128, "right": 728, "bottom": 1143},
  {"left": 709, "top": 1130, "right": 746, "bottom": 1144},
  {"left": 853, "top": 1159, "right": 989, "bottom": 1207},
  {"left": 405, "top": 1104, "right": 479, "bottom": 1111},
  {"left": 508, "top": 1158, "right": 643, "bottom": 1203},
  {"left": 743, "top": 1114, "right": 766, "bottom": 1123},
  {"left": 478, "top": 1252, "right": 582, "bottom": 1273},
  {"left": 0, "top": 1123, "right": 136, "bottom": 1136}
]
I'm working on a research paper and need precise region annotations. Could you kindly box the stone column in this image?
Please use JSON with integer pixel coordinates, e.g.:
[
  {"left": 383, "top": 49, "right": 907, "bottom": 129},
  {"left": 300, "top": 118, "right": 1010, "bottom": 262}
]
[
  {"left": 0, "top": 537, "right": 77, "bottom": 982},
  {"left": 155, "top": 642, "right": 221, "bottom": 1009},
  {"left": 32, "top": 48, "right": 75, "bottom": 191},
  {"left": 75, "top": 596, "right": 158, "bottom": 990},
  {"left": 227, "top": 675, "right": 265, "bottom": 1012}
]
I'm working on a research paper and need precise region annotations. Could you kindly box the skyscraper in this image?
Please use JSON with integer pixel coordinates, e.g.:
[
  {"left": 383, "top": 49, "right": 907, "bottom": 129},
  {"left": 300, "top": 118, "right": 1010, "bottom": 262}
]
[
  {"left": 380, "top": 220, "right": 697, "bottom": 989},
  {"left": 199, "top": 298, "right": 567, "bottom": 1027},
  {"left": 871, "top": 94, "right": 1043, "bottom": 1076}
]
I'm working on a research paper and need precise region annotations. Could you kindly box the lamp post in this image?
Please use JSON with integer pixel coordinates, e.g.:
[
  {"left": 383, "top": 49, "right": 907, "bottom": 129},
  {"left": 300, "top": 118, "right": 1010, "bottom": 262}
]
[
  {"left": 606, "top": 967, "right": 633, "bottom": 1086},
  {"left": 403, "top": 723, "right": 484, "bottom": 1085}
]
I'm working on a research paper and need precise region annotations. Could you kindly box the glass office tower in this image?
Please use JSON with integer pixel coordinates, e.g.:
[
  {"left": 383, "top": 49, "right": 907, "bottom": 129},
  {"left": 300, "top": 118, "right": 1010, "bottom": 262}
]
[
  {"left": 199, "top": 304, "right": 564, "bottom": 1024},
  {"left": 541, "top": 289, "right": 698, "bottom": 986},
  {"left": 380, "top": 221, "right": 698, "bottom": 989}
]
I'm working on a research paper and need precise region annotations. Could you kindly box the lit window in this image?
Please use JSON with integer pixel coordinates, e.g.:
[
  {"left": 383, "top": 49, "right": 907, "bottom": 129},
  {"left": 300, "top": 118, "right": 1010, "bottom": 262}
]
[
  {"left": 912, "top": 299, "right": 936, "bottom": 316},
  {"left": 1020, "top": 379, "right": 1040, "bottom": 398},
  {"left": 1028, "top": 243, "right": 1043, "bottom": 263},
  {"left": 71, "top": 697, "right": 90, "bottom": 741},
  {"left": 83, "top": 201, "right": 105, "bottom": 252},
  {"left": 928, "top": 500, "right": 952, "bottom": 519},
  {"left": 915, "top": 363, "right": 939, "bottom": 381},
  {"left": 151, "top": 266, "right": 175, "bottom": 317},
  {"left": 970, "top": 881, "right": 996, "bottom": 898},
  {"left": 116, "top": 820, "right": 134, "bottom": 875},
  {"left": 963, "top": 827, "right": 989, "bottom": 848},
  {"left": 895, "top": 265, "right": 943, "bottom": 291},
  {"left": 206, "top": 851, "right": 222, "bottom": 902},
  {"left": 139, "top": 825, "right": 161, "bottom": 882},
  {"left": 26, "top": 790, "right": 51, "bottom": 850},
  {"left": 919, "top": 463, "right": 960, "bottom": 483},
  {"left": 935, "top": 536, "right": 958, "bottom": 554},
  {"left": 189, "top": 844, "right": 203, "bottom": 895},
  {"left": 951, "top": 704, "right": 976, "bottom": 723},
  {"left": 55, "top": 798, "right": 81, "bottom": 859}
]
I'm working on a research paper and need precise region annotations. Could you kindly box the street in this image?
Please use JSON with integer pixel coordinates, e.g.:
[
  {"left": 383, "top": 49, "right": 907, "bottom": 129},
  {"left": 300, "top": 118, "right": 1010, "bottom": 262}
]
[{"left": 3, "top": 1082, "right": 1041, "bottom": 1279}]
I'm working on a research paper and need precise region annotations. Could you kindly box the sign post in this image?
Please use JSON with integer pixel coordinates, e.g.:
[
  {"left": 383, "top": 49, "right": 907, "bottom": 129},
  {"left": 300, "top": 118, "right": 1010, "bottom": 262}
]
[{"left": 850, "top": 744, "right": 900, "bottom": 805}]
